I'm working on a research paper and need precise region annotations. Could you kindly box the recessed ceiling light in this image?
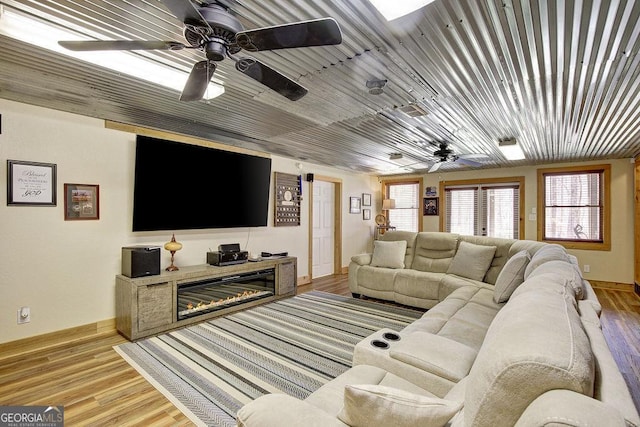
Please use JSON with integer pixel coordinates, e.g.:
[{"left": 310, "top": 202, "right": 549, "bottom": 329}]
[
  {"left": 498, "top": 138, "right": 526, "bottom": 160},
  {"left": 368, "top": 0, "right": 437, "bottom": 21}
]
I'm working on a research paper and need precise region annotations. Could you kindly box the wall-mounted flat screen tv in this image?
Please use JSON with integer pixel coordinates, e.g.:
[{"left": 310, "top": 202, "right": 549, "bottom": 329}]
[{"left": 132, "top": 135, "right": 272, "bottom": 231}]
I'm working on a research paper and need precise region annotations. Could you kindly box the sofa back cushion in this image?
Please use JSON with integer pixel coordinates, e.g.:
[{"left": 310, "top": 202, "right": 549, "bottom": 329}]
[
  {"left": 465, "top": 280, "right": 595, "bottom": 427},
  {"left": 523, "top": 243, "right": 569, "bottom": 279},
  {"left": 446, "top": 241, "right": 496, "bottom": 282},
  {"left": 380, "top": 231, "right": 418, "bottom": 269},
  {"left": 458, "top": 236, "right": 515, "bottom": 284},
  {"left": 370, "top": 240, "right": 408, "bottom": 269},
  {"left": 411, "top": 232, "right": 459, "bottom": 273}
]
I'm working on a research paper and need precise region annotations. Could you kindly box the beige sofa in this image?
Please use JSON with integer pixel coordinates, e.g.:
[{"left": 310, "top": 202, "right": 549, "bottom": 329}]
[{"left": 237, "top": 232, "right": 640, "bottom": 427}]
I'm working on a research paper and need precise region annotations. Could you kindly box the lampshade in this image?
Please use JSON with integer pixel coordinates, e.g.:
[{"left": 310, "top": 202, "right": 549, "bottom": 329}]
[{"left": 382, "top": 199, "right": 396, "bottom": 210}]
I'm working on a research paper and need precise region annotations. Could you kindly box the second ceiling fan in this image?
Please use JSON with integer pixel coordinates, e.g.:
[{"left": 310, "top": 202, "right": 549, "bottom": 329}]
[{"left": 58, "top": 0, "right": 343, "bottom": 101}]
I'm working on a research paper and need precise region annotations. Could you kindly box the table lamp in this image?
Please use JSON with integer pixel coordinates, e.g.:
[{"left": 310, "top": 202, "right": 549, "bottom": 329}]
[{"left": 164, "top": 234, "right": 183, "bottom": 271}]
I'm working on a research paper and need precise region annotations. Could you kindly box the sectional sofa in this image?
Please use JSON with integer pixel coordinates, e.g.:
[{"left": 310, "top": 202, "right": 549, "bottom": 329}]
[{"left": 237, "top": 231, "right": 640, "bottom": 427}]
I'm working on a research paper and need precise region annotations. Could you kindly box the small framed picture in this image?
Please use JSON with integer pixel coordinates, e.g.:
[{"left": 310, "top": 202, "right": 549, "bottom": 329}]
[
  {"left": 362, "top": 193, "right": 371, "bottom": 206},
  {"left": 424, "top": 197, "right": 439, "bottom": 216},
  {"left": 425, "top": 186, "right": 437, "bottom": 197},
  {"left": 350, "top": 196, "right": 361, "bottom": 214},
  {"left": 7, "top": 160, "right": 57, "bottom": 206},
  {"left": 64, "top": 183, "right": 100, "bottom": 220},
  {"left": 363, "top": 209, "right": 371, "bottom": 220}
]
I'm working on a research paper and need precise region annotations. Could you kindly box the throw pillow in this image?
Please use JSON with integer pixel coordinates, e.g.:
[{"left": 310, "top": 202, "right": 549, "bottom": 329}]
[
  {"left": 446, "top": 241, "right": 497, "bottom": 281},
  {"left": 493, "top": 250, "right": 531, "bottom": 303},
  {"left": 370, "top": 240, "right": 407, "bottom": 269},
  {"left": 338, "top": 384, "right": 461, "bottom": 427}
]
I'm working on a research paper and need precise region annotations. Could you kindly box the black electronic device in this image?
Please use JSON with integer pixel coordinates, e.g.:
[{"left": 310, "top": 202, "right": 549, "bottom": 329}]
[
  {"left": 122, "top": 246, "right": 160, "bottom": 278},
  {"left": 207, "top": 250, "right": 249, "bottom": 266},
  {"left": 260, "top": 251, "right": 289, "bottom": 258},
  {"left": 133, "top": 136, "right": 271, "bottom": 231},
  {"left": 219, "top": 243, "right": 241, "bottom": 253}
]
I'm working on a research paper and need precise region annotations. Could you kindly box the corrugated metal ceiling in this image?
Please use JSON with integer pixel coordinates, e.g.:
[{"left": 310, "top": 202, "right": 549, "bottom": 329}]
[{"left": 1, "top": 0, "right": 640, "bottom": 174}]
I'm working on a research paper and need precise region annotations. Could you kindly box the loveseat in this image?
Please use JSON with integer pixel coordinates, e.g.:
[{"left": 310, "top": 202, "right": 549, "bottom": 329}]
[{"left": 237, "top": 232, "right": 640, "bottom": 427}]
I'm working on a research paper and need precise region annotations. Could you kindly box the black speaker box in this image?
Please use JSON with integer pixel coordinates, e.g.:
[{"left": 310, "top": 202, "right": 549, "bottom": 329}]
[
  {"left": 306, "top": 173, "right": 314, "bottom": 182},
  {"left": 122, "top": 246, "right": 160, "bottom": 278}
]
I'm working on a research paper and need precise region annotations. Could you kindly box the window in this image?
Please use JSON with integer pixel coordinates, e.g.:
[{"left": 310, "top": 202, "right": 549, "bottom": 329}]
[
  {"left": 383, "top": 180, "right": 421, "bottom": 232},
  {"left": 538, "top": 164, "right": 610, "bottom": 250},
  {"left": 442, "top": 177, "right": 524, "bottom": 239}
]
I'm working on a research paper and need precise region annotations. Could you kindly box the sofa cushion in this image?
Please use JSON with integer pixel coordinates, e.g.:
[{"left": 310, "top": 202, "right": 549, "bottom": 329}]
[
  {"left": 465, "top": 281, "right": 595, "bottom": 427},
  {"left": 526, "top": 259, "right": 585, "bottom": 300},
  {"left": 370, "top": 240, "right": 407, "bottom": 269},
  {"left": 446, "top": 241, "right": 496, "bottom": 281},
  {"left": 411, "top": 232, "right": 459, "bottom": 273},
  {"left": 338, "top": 384, "right": 461, "bottom": 427},
  {"left": 493, "top": 250, "right": 530, "bottom": 303},
  {"left": 380, "top": 230, "right": 418, "bottom": 269},
  {"left": 523, "top": 243, "right": 569, "bottom": 279}
]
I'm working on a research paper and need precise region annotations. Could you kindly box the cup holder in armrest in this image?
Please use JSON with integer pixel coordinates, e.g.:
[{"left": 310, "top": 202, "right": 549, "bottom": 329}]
[
  {"left": 371, "top": 339, "right": 390, "bottom": 349},
  {"left": 382, "top": 332, "right": 400, "bottom": 341}
]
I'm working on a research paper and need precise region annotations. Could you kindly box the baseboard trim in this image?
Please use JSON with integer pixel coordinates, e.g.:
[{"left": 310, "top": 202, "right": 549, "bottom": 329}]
[
  {"left": 635, "top": 282, "right": 640, "bottom": 297},
  {"left": 0, "top": 318, "right": 116, "bottom": 361},
  {"left": 589, "top": 280, "right": 634, "bottom": 292}
]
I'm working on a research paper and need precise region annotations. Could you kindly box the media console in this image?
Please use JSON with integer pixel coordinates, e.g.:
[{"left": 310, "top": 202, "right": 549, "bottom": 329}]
[{"left": 115, "top": 257, "right": 297, "bottom": 341}]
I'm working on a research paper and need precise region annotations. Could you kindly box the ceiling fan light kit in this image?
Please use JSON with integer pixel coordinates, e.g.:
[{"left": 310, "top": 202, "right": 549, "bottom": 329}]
[{"left": 56, "top": 1, "right": 343, "bottom": 102}]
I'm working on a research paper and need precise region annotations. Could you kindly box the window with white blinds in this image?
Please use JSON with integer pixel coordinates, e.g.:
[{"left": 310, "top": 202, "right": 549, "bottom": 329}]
[
  {"left": 445, "top": 183, "right": 520, "bottom": 239},
  {"left": 386, "top": 182, "right": 420, "bottom": 232},
  {"left": 542, "top": 168, "right": 605, "bottom": 243}
]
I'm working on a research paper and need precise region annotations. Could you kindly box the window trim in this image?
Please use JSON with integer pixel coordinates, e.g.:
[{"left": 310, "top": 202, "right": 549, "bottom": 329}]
[
  {"left": 381, "top": 177, "right": 423, "bottom": 232},
  {"left": 536, "top": 164, "right": 611, "bottom": 251},
  {"left": 439, "top": 176, "right": 525, "bottom": 235}
]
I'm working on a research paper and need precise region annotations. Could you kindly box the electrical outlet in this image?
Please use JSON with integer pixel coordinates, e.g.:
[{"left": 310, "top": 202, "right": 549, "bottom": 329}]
[
  {"left": 17, "top": 306, "right": 30, "bottom": 324},
  {"left": 583, "top": 265, "right": 590, "bottom": 273}
]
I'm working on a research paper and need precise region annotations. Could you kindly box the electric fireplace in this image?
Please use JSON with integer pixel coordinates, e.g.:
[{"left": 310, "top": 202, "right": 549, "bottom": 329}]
[{"left": 177, "top": 268, "right": 275, "bottom": 320}]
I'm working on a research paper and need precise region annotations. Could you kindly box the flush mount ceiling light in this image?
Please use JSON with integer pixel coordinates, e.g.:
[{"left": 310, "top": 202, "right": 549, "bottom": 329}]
[
  {"left": 0, "top": 5, "right": 224, "bottom": 100},
  {"left": 368, "top": 0, "right": 437, "bottom": 21},
  {"left": 498, "top": 138, "right": 526, "bottom": 160}
]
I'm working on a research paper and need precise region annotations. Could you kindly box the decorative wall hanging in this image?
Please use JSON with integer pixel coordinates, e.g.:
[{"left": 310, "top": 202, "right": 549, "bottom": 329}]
[
  {"left": 424, "top": 197, "right": 439, "bottom": 216},
  {"left": 350, "top": 196, "right": 361, "bottom": 214},
  {"left": 362, "top": 193, "right": 371, "bottom": 206},
  {"left": 7, "top": 160, "right": 57, "bottom": 206},
  {"left": 274, "top": 172, "right": 301, "bottom": 226},
  {"left": 64, "top": 183, "right": 99, "bottom": 220}
]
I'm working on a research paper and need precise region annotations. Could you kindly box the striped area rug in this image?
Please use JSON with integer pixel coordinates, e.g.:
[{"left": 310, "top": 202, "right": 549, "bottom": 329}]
[{"left": 114, "top": 291, "right": 423, "bottom": 427}]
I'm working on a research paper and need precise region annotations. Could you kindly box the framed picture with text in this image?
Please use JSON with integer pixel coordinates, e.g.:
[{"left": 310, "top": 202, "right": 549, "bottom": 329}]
[
  {"left": 350, "top": 196, "right": 361, "bottom": 214},
  {"left": 7, "top": 160, "right": 57, "bottom": 206}
]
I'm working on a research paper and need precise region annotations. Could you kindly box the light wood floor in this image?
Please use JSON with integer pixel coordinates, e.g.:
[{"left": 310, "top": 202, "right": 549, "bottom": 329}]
[{"left": 0, "top": 274, "right": 638, "bottom": 426}]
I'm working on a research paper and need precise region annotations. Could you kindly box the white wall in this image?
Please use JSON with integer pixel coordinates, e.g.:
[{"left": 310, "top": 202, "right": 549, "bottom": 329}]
[
  {"left": 0, "top": 98, "right": 376, "bottom": 343},
  {"left": 420, "top": 159, "right": 635, "bottom": 284}
]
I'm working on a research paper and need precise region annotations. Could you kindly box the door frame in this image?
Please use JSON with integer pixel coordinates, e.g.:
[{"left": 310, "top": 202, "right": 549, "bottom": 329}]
[{"left": 308, "top": 175, "right": 343, "bottom": 280}]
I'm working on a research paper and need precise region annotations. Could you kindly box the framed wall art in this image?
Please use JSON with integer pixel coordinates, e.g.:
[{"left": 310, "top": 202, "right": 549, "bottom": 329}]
[
  {"left": 424, "top": 197, "right": 439, "bottom": 216},
  {"left": 7, "top": 160, "right": 57, "bottom": 206},
  {"left": 363, "top": 209, "right": 371, "bottom": 220},
  {"left": 350, "top": 196, "right": 361, "bottom": 214},
  {"left": 362, "top": 193, "right": 371, "bottom": 206},
  {"left": 64, "top": 183, "right": 100, "bottom": 220}
]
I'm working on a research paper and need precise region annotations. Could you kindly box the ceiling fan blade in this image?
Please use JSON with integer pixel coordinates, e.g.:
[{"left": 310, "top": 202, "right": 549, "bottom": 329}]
[
  {"left": 456, "top": 157, "right": 483, "bottom": 167},
  {"left": 235, "top": 58, "right": 308, "bottom": 101},
  {"left": 160, "top": 0, "right": 210, "bottom": 27},
  {"left": 236, "top": 17, "right": 342, "bottom": 52},
  {"left": 58, "top": 40, "right": 186, "bottom": 51},
  {"left": 180, "top": 60, "right": 217, "bottom": 101},
  {"left": 429, "top": 162, "right": 442, "bottom": 173}
]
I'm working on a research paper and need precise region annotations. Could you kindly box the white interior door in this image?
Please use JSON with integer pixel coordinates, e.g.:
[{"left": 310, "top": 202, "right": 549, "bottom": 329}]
[{"left": 312, "top": 180, "right": 335, "bottom": 278}]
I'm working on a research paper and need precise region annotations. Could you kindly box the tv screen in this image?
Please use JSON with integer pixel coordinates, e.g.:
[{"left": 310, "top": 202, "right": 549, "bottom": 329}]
[{"left": 132, "top": 136, "right": 272, "bottom": 231}]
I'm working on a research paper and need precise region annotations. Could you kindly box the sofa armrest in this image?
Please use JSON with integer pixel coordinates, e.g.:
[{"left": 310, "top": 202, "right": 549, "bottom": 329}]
[
  {"left": 350, "top": 253, "right": 372, "bottom": 266},
  {"left": 514, "top": 390, "right": 628, "bottom": 427},
  {"left": 236, "top": 394, "right": 347, "bottom": 427},
  {"left": 390, "top": 332, "right": 477, "bottom": 382}
]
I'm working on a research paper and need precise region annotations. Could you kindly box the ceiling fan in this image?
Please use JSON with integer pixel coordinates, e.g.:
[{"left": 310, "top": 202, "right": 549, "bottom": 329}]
[
  {"left": 428, "top": 141, "right": 490, "bottom": 173},
  {"left": 57, "top": 0, "right": 343, "bottom": 102}
]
